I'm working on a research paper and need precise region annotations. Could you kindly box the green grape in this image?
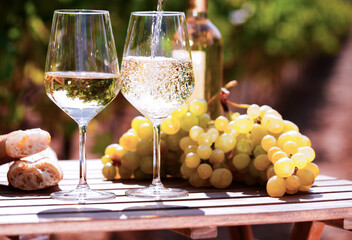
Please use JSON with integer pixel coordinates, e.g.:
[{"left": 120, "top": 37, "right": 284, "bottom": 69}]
[
  {"left": 179, "top": 136, "right": 197, "bottom": 151},
  {"left": 197, "top": 163, "right": 213, "bottom": 179},
  {"left": 166, "top": 132, "right": 182, "bottom": 152},
  {"left": 267, "top": 146, "right": 281, "bottom": 162},
  {"left": 189, "top": 126, "right": 205, "bottom": 141},
  {"left": 214, "top": 116, "right": 229, "bottom": 132},
  {"left": 296, "top": 169, "right": 315, "bottom": 186},
  {"left": 180, "top": 112, "right": 199, "bottom": 132},
  {"left": 291, "top": 153, "right": 308, "bottom": 169},
  {"left": 304, "top": 162, "right": 319, "bottom": 178},
  {"left": 185, "top": 152, "right": 201, "bottom": 168},
  {"left": 236, "top": 133, "right": 249, "bottom": 141},
  {"left": 127, "top": 128, "right": 137, "bottom": 134},
  {"left": 274, "top": 157, "right": 295, "bottom": 178},
  {"left": 171, "top": 104, "right": 188, "bottom": 120},
  {"left": 118, "top": 166, "right": 133, "bottom": 179},
  {"left": 121, "top": 152, "right": 139, "bottom": 171},
  {"left": 184, "top": 144, "right": 198, "bottom": 154},
  {"left": 215, "top": 133, "right": 236, "bottom": 153},
  {"left": 248, "top": 160, "right": 260, "bottom": 177},
  {"left": 299, "top": 184, "right": 312, "bottom": 192},
  {"left": 207, "top": 127, "right": 220, "bottom": 142},
  {"left": 230, "top": 112, "right": 241, "bottom": 120},
  {"left": 119, "top": 132, "right": 139, "bottom": 152},
  {"left": 136, "top": 122, "right": 153, "bottom": 140},
  {"left": 259, "top": 105, "right": 272, "bottom": 119},
  {"left": 224, "top": 120, "right": 238, "bottom": 136},
  {"left": 210, "top": 168, "right": 233, "bottom": 189},
  {"left": 139, "top": 155, "right": 153, "bottom": 174},
  {"left": 236, "top": 138, "right": 254, "bottom": 154},
  {"left": 104, "top": 143, "right": 127, "bottom": 160},
  {"left": 283, "top": 120, "right": 299, "bottom": 132},
  {"left": 102, "top": 162, "right": 116, "bottom": 180},
  {"left": 253, "top": 154, "right": 271, "bottom": 171},
  {"left": 266, "top": 175, "right": 286, "bottom": 197},
  {"left": 198, "top": 113, "right": 211, "bottom": 129},
  {"left": 247, "top": 104, "right": 261, "bottom": 118},
  {"left": 189, "top": 99, "right": 207, "bottom": 116},
  {"left": 197, "top": 132, "right": 213, "bottom": 146},
  {"left": 278, "top": 130, "right": 301, "bottom": 147},
  {"left": 197, "top": 145, "right": 212, "bottom": 160},
  {"left": 282, "top": 140, "right": 298, "bottom": 156},
  {"left": 180, "top": 163, "right": 197, "bottom": 178},
  {"left": 285, "top": 175, "right": 301, "bottom": 191},
  {"left": 136, "top": 140, "right": 153, "bottom": 157},
  {"left": 265, "top": 109, "right": 282, "bottom": 118},
  {"left": 250, "top": 123, "right": 268, "bottom": 146},
  {"left": 131, "top": 116, "right": 151, "bottom": 131},
  {"left": 101, "top": 155, "right": 112, "bottom": 165},
  {"left": 261, "top": 135, "right": 277, "bottom": 151},
  {"left": 299, "top": 135, "right": 312, "bottom": 147},
  {"left": 233, "top": 114, "right": 254, "bottom": 133},
  {"left": 271, "top": 150, "right": 288, "bottom": 164},
  {"left": 261, "top": 114, "right": 284, "bottom": 134},
  {"left": 209, "top": 149, "right": 225, "bottom": 164},
  {"left": 232, "top": 153, "right": 251, "bottom": 170},
  {"left": 266, "top": 165, "right": 275, "bottom": 180},
  {"left": 189, "top": 173, "right": 209, "bottom": 187},
  {"left": 298, "top": 146, "right": 315, "bottom": 162},
  {"left": 253, "top": 145, "right": 267, "bottom": 157},
  {"left": 161, "top": 116, "right": 181, "bottom": 135}
]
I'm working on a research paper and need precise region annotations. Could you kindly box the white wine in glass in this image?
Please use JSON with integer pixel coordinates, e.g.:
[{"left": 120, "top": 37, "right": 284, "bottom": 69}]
[
  {"left": 120, "top": 11, "right": 194, "bottom": 198},
  {"left": 44, "top": 10, "right": 120, "bottom": 202}
]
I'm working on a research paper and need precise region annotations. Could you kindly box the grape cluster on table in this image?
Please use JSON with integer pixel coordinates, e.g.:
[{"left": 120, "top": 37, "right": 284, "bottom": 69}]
[{"left": 101, "top": 99, "right": 319, "bottom": 198}]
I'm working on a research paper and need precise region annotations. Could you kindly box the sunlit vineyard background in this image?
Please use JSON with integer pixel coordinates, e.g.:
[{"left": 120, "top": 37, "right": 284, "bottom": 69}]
[{"left": 1, "top": 0, "right": 352, "bottom": 161}]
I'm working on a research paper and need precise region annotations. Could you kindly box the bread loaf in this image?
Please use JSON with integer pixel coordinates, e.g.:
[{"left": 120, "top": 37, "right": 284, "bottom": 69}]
[
  {"left": 7, "top": 148, "right": 63, "bottom": 191},
  {"left": 0, "top": 128, "right": 51, "bottom": 165}
]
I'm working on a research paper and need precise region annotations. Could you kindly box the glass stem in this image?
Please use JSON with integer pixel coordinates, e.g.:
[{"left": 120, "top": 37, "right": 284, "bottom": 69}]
[
  {"left": 151, "top": 124, "right": 163, "bottom": 188},
  {"left": 78, "top": 124, "right": 89, "bottom": 188}
]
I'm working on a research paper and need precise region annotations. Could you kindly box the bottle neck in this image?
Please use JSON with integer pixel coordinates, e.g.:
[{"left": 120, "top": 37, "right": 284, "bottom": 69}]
[{"left": 188, "top": 0, "right": 208, "bottom": 19}]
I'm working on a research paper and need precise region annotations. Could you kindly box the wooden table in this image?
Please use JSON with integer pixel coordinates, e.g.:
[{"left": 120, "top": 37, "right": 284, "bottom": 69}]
[{"left": 0, "top": 159, "right": 351, "bottom": 240}]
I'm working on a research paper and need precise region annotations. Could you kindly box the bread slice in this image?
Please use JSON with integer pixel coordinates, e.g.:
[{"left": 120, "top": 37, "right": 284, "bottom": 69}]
[
  {"left": 0, "top": 128, "right": 51, "bottom": 165},
  {"left": 7, "top": 148, "right": 63, "bottom": 191}
]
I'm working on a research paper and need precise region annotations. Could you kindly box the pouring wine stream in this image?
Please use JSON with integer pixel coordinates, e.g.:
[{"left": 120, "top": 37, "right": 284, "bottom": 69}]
[{"left": 151, "top": 0, "right": 164, "bottom": 58}]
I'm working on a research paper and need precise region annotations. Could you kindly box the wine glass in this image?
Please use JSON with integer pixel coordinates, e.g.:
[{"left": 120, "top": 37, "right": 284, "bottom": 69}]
[
  {"left": 120, "top": 11, "right": 194, "bottom": 198},
  {"left": 44, "top": 10, "right": 120, "bottom": 202}
]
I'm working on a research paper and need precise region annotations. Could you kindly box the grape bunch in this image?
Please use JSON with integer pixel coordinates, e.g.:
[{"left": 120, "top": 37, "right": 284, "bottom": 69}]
[
  {"left": 101, "top": 99, "right": 319, "bottom": 198},
  {"left": 229, "top": 104, "right": 319, "bottom": 197}
]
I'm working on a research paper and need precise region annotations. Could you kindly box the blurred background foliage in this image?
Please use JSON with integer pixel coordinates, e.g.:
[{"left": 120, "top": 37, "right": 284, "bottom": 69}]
[{"left": 1, "top": 0, "right": 351, "bottom": 159}]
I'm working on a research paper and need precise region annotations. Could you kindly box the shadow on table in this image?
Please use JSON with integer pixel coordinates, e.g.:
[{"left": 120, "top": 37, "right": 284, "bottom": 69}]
[
  {"left": 37, "top": 200, "right": 205, "bottom": 221},
  {"left": 0, "top": 184, "right": 60, "bottom": 198}
]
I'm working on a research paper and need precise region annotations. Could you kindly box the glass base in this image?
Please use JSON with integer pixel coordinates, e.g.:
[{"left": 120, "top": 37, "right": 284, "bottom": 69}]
[
  {"left": 126, "top": 184, "right": 188, "bottom": 199},
  {"left": 51, "top": 186, "right": 115, "bottom": 202}
]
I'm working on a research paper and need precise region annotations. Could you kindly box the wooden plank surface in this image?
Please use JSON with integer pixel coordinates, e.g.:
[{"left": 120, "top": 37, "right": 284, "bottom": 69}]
[{"left": 0, "top": 159, "right": 351, "bottom": 236}]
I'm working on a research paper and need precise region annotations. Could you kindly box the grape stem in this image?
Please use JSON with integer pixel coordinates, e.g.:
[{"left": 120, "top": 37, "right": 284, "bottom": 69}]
[{"left": 207, "top": 80, "right": 238, "bottom": 107}]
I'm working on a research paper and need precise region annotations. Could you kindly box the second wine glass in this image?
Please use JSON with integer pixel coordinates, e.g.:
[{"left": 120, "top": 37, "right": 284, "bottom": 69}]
[{"left": 120, "top": 11, "right": 194, "bottom": 198}]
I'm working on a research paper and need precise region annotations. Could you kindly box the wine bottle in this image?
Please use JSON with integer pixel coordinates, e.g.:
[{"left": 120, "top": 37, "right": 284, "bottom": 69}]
[{"left": 186, "top": 0, "right": 223, "bottom": 118}]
